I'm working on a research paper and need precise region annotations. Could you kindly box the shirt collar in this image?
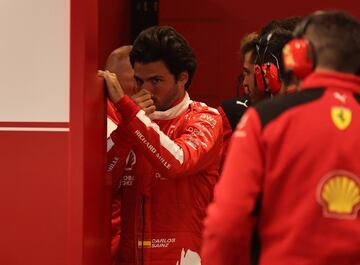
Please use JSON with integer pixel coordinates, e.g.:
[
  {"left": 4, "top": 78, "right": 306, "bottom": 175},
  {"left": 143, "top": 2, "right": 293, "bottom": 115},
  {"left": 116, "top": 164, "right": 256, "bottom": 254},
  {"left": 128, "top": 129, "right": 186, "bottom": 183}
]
[{"left": 301, "top": 71, "right": 360, "bottom": 94}]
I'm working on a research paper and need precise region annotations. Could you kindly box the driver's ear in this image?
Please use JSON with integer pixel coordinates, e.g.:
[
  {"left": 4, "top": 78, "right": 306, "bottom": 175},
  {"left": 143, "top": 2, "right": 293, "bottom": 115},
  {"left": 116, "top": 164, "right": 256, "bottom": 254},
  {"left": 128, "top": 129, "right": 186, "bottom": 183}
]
[{"left": 177, "top": 71, "right": 189, "bottom": 88}]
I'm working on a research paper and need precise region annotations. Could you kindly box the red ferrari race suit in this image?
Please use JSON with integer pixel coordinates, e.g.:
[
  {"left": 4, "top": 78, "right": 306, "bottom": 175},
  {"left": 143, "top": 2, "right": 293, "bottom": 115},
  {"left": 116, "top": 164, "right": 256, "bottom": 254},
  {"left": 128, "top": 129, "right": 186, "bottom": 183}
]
[
  {"left": 108, "top": 92, "right": 223, "bottom": 265},
  {"left": 202, "top": 71, "right": 360, "bottom": 265},
  {"left": 107, "top": 101, "right": 123, "bottom": 262}
]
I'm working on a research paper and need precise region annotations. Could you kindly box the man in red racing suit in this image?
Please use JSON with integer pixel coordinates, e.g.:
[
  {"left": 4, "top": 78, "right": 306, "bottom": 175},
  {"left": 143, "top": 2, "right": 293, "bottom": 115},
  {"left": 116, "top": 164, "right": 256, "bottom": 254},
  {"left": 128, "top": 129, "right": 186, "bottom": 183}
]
[{"left": 101, "top": 26, "right": 223, "bottom": 265}]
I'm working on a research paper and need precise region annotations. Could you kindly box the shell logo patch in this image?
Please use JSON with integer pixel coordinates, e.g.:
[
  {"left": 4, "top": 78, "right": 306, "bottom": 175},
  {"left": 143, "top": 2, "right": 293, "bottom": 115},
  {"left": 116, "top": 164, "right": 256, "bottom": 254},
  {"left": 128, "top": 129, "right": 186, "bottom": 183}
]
[
  {"left": 317, "top": 170, "right": 360, "bottom": 219},
  {"left": 331, "top": 107, "right": 352, "bottom": 130}
]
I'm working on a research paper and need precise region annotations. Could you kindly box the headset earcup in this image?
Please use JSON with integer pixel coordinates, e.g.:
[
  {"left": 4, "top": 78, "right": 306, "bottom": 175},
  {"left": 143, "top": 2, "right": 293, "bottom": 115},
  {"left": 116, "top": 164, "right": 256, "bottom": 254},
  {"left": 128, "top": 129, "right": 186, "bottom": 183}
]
[
  {"left": 255, "top": 64, "right": 281, "bottom": 94},
  {"left": 263, "top": 63, "right": 282, "bottom": 94},
  {"left": 254, "top": 64, "right": 265, "bottom": 93},
  {"left": 283, "top": 38, "right": 314, "bottom": 79}
]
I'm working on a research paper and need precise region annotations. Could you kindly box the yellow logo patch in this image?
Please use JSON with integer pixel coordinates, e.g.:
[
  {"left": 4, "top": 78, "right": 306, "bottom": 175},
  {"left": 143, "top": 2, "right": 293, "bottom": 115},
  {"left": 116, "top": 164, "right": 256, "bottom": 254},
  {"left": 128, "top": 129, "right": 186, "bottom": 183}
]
[
  {"left": 138, "top": 240, "right": 151, "bottom": 248},
  {"left": 317, "top": 171, "right": 360, "bottom": 219},
  {"left": 331, "top": 107, "right": 352, "bottom": 130}
]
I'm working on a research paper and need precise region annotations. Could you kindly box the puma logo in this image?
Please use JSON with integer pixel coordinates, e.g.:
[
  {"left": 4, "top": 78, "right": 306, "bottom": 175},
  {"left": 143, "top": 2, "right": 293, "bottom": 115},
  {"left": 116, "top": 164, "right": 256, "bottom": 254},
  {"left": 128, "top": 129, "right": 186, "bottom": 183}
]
[
  {"left": 333, "top": 92, "right": 346, "bottom": 103},
  {"left": 236, "top": 99, "right": 249, "bottom": 108}
]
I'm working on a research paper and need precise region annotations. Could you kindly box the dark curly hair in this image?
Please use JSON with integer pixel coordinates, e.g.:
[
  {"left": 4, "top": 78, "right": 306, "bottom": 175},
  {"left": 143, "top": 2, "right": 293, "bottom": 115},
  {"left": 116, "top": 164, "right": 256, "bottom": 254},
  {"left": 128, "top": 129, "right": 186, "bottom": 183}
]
[
  {"left": 260, "top": 16, "right": 302, "bottom": 36},
  {"left": 130, "top": 26, "right": 197, "bottom": 90}
]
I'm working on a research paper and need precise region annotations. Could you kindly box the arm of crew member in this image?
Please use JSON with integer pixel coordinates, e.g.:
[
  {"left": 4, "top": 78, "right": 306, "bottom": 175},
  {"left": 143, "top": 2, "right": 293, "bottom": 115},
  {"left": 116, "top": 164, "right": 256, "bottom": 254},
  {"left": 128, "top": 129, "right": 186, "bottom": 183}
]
[{"left": 101, "top": 70, "right": 156, "bottom": 192}]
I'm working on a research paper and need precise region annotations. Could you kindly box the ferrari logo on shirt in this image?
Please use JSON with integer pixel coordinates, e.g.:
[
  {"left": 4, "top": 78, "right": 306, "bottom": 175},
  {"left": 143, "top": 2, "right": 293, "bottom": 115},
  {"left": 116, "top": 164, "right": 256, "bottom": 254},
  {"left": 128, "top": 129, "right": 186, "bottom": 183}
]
[
  {"left": 317, "top": 170, "right": 360, "bottom": 219},
  {"left": 331, "top": 107, "right": 352, "bottom": 130}
]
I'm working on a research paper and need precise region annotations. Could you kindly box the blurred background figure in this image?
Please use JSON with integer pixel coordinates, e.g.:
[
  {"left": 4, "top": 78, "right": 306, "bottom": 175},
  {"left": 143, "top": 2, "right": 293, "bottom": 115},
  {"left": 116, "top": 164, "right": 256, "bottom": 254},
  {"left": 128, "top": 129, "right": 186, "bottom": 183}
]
[
  {"left": 218, "top": 18, "right": 299, "bottom": 170},
  {"left": 105, "top": 45, "right": 137, "bottom": 136}
]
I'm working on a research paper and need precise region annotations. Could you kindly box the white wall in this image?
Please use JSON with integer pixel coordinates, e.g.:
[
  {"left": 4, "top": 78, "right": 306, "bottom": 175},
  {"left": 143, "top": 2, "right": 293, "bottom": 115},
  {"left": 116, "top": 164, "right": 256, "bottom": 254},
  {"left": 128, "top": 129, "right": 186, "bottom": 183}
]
[{"left": 0, "top": 0, "right": 69, "bottom": 122}]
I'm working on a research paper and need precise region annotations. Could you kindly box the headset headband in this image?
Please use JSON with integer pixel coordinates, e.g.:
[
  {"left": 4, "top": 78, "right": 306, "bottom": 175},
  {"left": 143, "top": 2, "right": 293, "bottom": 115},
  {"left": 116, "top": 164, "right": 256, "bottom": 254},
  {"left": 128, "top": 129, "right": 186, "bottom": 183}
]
[{"left": 294, "top": 11, "right": 326, "bottom": 38}]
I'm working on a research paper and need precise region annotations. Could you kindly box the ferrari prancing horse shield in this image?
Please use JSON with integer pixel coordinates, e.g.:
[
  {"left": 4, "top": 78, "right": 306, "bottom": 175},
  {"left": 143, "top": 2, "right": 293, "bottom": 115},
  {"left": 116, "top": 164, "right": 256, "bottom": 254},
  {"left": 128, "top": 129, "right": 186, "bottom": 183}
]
[{"left": 331, "top": 107, "right": 352, "bottom": 130}]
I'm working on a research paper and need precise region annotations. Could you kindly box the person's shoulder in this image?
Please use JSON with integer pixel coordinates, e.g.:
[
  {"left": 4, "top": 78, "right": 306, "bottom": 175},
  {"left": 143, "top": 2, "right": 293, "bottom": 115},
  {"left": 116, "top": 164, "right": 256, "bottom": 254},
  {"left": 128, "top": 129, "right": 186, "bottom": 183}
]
[
  {"left": 190, "top": 100, "right": 221, "bottom": 116},
  {"left": 187, "top": 101, "right": 223, "bottom": 129},
  {"left": 219, "top": 95, "right": 251, "bottom": 130},
  {"left": 221, "top": 95, "right": 251, "bottom": 109},
  {"left": 254, "top": 87, "right": 325, "bottom": 128}
]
